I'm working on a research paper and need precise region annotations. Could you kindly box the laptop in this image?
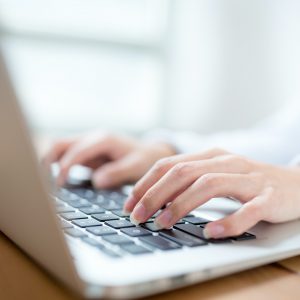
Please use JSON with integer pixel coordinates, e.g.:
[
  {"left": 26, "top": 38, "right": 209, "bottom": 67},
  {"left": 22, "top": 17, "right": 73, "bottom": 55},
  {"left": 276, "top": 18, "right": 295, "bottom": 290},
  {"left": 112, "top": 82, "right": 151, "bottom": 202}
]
[{"left": 1, "top": 47, "right": 300, "bottom": 299}]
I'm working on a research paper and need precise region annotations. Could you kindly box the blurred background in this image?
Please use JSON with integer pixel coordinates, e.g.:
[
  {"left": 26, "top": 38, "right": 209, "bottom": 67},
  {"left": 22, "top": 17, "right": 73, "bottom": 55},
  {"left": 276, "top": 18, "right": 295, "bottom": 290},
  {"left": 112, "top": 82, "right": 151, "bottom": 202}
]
[{"left": 0, "top": 0, "right": 300, "bottom": 138}]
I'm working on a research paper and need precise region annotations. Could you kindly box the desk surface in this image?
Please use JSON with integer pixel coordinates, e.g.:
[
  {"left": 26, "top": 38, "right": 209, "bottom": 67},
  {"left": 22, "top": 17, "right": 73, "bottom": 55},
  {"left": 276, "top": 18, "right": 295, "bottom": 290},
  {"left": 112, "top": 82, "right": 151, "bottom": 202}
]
[{"left": 1, "top": 232, "right": 300, "bottom": 300}]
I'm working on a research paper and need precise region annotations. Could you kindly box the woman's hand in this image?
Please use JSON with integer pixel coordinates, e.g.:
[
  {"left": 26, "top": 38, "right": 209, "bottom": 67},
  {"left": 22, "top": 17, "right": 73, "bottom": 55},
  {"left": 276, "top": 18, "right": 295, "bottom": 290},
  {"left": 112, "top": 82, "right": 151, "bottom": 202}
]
[
  {"left": 43, "top": 132, "right": 176, "bottom": 188},
  {"left": 124, "top": 148, "right": 300, "bottom": 239}
]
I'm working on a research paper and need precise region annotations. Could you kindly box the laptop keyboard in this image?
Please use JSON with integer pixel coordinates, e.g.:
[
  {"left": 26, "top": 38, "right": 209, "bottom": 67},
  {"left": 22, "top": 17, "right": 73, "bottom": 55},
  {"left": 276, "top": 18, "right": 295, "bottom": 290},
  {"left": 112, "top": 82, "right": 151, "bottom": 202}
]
[{"left": 54, "top": 187, "right": 256, "bottom": 259}]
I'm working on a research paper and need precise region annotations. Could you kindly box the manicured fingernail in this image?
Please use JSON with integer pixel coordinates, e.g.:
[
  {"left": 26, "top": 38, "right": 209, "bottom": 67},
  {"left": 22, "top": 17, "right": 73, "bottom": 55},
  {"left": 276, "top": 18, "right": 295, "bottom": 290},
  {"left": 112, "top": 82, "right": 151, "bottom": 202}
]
[
  {"left": 123, "top": 195, "right": 136, "bottom": 213},
  {"left": 122, "top": 208, "right": 131, "bottom": 216},
  {"left": 129, "top": 214, "right": 139, "bottom": 226},
  {"left": 130, "top": 203, "right": 146, "bottom": 225},
  {"left": 203, "top": 224, "right": 224, "bottom": 239},
  {"left": 155, "top": 210, "right": 173, "bottom": 228},
  {"left": 152, "top": 221, "right": 164, "bottom": 231}
]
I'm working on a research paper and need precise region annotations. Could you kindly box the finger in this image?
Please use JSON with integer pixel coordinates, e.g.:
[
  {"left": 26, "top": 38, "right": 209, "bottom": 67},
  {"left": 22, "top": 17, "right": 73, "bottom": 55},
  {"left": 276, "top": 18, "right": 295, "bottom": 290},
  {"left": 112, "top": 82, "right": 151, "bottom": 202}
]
[
  {"left": 129, "top": 155, "right": 252, "bottom": 224},
  {"left": 92, "top": 152, "right": 144, "bottom": 189},
  {"left": 126, "top": 148, "right": 228, "bottom": 211},
  {"left": 202, "top": 197, "right": 265, "bottom": 239},
  {"left": 43, "top": 139, "right": 74, "bottom": 168},
  {"left": 83, "top": 156, "right": 109, "bottom": 169},
  {"left": 57, "top": 138, "right": 113, "bottom": 185},
  {"left": 152, "top": 173, "right": 262, "bottom": 229}
]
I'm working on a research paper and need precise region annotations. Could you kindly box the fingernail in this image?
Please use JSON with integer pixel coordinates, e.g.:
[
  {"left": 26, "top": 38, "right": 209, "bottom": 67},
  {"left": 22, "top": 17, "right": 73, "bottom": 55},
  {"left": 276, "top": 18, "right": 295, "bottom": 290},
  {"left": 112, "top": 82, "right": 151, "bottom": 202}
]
[
  {"left": 152, "top": 221, "right": 164, "bottom": 231},
  {"left": 123, "top": 195, "right": 136, "bottom": 213},
  {"left": 155, "top": 210, "right": 173, "bottom": 228},
  {"left": 130, "top": 203, "right": 146, "bottom": 225},
  {"left": 203, "top": 224, "right": 225, "bottom": 239},
  {"left": 122, "top": 208, "right": 131, "bottom": 216}
]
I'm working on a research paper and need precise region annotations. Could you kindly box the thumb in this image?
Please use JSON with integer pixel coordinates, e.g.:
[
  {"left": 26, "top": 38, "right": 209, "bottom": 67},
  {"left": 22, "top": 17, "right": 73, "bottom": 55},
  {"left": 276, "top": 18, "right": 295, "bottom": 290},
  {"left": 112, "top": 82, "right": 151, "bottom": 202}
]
[
  {"left": 203, "top": 199, "right": 263, "bottom": 239},
  {"left": 92, "top": 153, "right": 143, "bottom": 189}
]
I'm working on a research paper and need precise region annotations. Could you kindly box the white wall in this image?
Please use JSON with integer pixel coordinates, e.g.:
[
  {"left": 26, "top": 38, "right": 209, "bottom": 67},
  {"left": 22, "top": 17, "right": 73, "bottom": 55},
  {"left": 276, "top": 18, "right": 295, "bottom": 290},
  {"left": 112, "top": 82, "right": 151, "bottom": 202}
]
[
  {"left": 164, "top": 0, "right": 300, "bottom": 133},
  {"left": 1, "top": 0, "right": 300, "bottom": 136}
]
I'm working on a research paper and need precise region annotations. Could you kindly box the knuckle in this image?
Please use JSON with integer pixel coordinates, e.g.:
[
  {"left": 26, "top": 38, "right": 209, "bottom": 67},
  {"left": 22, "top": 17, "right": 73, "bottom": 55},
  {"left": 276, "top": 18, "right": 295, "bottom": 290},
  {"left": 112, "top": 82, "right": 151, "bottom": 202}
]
[
  {"left": 167, "top": 203, "right": 182, "bottom": 221},
  {"left": 224, "top": 154, "right": 252, "bottom": 170},
  {"left": 142, "top": 188, "right": 156, "bottom": 204},
  {"left": 171, "top": 162, "right": 193, "bottom": 177},
  {"left": 197, "top": 173, "right": 218, "bottom": 188},
  {"left": 132, "top": 183, "right": 144, "bottom": 199},
  {"left": 153, "top": 157, "right": 173, "bottom": 173},
  {"left": 223, "top": 154, "right": 239, "bottom": 163},
  {"left": 208, "top": 147, "right": 228, "bottom": 156},
  {"left": 102, "top": 134, "right": 116, "bottom": 145}
]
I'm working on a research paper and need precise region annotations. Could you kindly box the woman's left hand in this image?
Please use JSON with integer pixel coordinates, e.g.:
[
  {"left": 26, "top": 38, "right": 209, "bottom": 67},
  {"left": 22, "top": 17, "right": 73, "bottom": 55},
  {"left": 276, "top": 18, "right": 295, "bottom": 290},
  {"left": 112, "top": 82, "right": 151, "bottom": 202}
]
[{"left": 123, "top": 148, "right": 300, "bottom": 239}]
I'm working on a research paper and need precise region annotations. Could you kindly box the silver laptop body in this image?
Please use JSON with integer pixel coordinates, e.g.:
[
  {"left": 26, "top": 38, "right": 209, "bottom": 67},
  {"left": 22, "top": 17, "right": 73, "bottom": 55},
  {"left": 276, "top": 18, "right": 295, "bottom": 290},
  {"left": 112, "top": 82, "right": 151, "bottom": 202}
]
[{"left": 1, "top": 47, "right": 300, "bottom": 299}]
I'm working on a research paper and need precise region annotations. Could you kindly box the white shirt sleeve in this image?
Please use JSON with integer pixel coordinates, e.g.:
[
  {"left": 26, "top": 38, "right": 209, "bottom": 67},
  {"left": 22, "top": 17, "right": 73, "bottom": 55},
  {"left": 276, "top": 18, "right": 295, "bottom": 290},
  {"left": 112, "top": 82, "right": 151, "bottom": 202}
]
[{"left": 145, "top": 102, "right": 300, "bottom": 165}]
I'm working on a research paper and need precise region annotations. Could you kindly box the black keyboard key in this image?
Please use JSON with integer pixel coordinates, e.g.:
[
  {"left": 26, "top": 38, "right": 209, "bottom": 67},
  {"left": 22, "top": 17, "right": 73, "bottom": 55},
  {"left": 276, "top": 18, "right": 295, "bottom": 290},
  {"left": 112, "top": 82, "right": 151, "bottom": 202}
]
[
  {"left": 61, "top": 212, "right": 88, "bottom": 221},
  {"left": 102, "top": 234, "right": 134, "bottom": 245},
  {"left": 82, "top": 237, "right": 105, "bottom": 249},
  {"left": 174, "top": 224, "right": 205, "bottom": 238},
  {"left": 141, "top": 222, "right": 160, "bottom": 232},
  {"left": 67, "top": 199, "right": 91, "bottom": 208},
  {"left": 150, "top": 210, "right": 162, "bottom": 218},
  {"left": 72, "top": 219, "right": 102, "bottom": 228},
  {"left": 121, "top": 244, "right": 152, "bottom": 255},
  {"left": 98, "top": 189, "right": 125, "bottom": 200},
  {"left": 70, "top": 188, "right": 96, "bottom": 199},
  {"left": 58, "top": 191, "right": 78, "bottom": 202},
  {"left": 105, "top": 220, "right": 135, "bottom": 229},
  {"left": 56, "top": 188, "right": 70, "bottom": 198},
  {"left": 175, "top": 224, "right": 231, "bottom": 244},
  {"left": 101, "top": 248, "right": 121, "bottom": 258},
  {"left": 107, "top": 191, "right": 126, "bottom": 200},
  {"left": 60, "top": 219, "right": 73, "bottom": 229},
  {"left": 56, "top": 206, "right": 75, "bottom": 213},
  {"left": 92, "top": 213, "right": 119, "bottom": 222},
  {"left": 144, "top": 219, "right": 155, "bottom": 223},
  {"left": 111, "top": 210, "right": 130, "bottom": 217},
  {"left": 64, "top": 228, "right": 87, "bottom": 238},
  {"left": 182, "top": 216, "right": 210, "bottom": 225},
  {"left": 139, "top": 236, "right": 181, "bottom": 251},
  {"left": 185, "top": 214, "right": 194, "bottom": 217},
  {"left": 159, "top": 229, "right": 208, "bottom": 247},
  {"left": 100, "top": 200, "right": 122, "bottom": 210},
  {"left": 94, "top": 196, "right": 122, "bottom": 210},
  {"left": 175, "top": 219, "right": 185, "bottom": 224},
  {"left": 232, "top": 232, "right": 256, "bottom": 241},
  {"left": 86, "top": 226, "right": 116, "bottom": 236},
  {"left": 80, "top": 206, "right": 105, "bottom": 215},
  {"left": 82, "top": 237, "right": 120, "bottom": 257},
  {"left": 121, "top": 227, "right": 152, "bottom": 237}
]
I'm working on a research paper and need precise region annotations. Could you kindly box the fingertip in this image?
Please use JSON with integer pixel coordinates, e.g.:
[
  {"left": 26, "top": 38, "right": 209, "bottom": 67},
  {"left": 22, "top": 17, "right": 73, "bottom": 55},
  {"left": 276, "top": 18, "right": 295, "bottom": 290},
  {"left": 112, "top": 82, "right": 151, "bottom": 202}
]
[
  {"left": 129, "top": 214, "right": 140, "bottom": 226},
  {"left": 203, "top": 222, "right": 225, "bottom": 239},
  {"left": 56, "top": 173, "right": 66, "bottom": 187},
  {"left": 123, "top": 195, "right": 137, "bottom": 213},
  {"left": 92, "top": 172, "right": 112, "bottom": 189}
]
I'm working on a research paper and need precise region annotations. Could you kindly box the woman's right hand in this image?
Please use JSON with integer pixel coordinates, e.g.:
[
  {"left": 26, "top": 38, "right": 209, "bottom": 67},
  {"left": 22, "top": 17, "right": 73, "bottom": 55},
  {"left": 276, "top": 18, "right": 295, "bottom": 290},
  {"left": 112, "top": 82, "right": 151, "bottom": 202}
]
[{"left": 43, "top": 131, "right": 176, "bottom": 189}]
